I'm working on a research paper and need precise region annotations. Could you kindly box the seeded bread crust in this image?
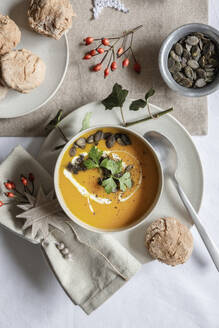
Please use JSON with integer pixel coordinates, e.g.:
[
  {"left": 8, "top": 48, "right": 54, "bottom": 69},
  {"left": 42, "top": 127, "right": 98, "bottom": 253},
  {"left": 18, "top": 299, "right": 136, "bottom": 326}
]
[
  {"left": 1, "top": 49, "right": 46, "bottom": 93},
  {"left": 0, "top": 14, "right": 21, "bottom": 55},
  {"left": 27, "top": 0, "right": 75, "bottom": 40},
  {"left": 145, "top": 217, "right": 193, "bottom": 266}
]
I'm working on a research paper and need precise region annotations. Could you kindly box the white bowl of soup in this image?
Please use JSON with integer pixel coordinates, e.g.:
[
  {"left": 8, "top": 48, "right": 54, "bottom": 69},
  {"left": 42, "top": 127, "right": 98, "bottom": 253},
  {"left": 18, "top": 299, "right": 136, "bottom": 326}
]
[{"left": 54, "top": 125, "right": 163, "bottom": 233}]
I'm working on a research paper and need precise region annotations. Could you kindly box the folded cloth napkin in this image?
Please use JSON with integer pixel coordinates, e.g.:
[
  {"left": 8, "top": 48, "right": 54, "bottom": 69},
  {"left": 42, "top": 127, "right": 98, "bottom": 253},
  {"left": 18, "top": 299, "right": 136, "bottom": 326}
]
[{"left": 0, "top": 145, "right": 141, "bottom": 314}]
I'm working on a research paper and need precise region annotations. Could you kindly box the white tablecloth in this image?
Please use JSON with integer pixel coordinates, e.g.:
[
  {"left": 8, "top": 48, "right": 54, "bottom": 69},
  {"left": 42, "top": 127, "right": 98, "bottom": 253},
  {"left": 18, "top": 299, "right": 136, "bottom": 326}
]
[{"left": 0, "top": 1, "right": 219, "bottom": 327}]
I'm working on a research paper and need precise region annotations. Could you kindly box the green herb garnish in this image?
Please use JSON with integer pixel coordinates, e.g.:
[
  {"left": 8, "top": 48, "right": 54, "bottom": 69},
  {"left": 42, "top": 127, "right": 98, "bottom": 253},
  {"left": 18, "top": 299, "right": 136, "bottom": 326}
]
[
  {"left": 118, "top": 171, "right": 132, "bottom": 192},
  {"left": 129, "top": 88, "right": 155, "bottom": 111},
  {"left": 102, "top": 177, "right": 117, "bottom": 194},
  {"left": 83, "top": 146, "right": 132, "bottom": 194},
  {"left": 100, "top": 158, "right": 122, "bottom": 175},
  {"left": 84, "top": 146, "right": 103, "bottom": 169}
]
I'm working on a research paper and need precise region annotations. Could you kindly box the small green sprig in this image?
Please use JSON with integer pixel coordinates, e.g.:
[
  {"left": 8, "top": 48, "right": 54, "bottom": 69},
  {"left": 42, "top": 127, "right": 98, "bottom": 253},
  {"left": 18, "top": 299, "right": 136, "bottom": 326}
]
[
  {"left": 129, "top": 88, "right": 155, "bottom": 111},
  {"left": 84, "top": 146, "right": 132, "bottom": 194},
  {"left": 101, "top": 83, "right": 173, "bottom": 127},
  {"left": 102, "top": 83, "right": 128, "bottom": 126},
  {"left": 45, "top": 111, "right": 92, "bottom": 151}
]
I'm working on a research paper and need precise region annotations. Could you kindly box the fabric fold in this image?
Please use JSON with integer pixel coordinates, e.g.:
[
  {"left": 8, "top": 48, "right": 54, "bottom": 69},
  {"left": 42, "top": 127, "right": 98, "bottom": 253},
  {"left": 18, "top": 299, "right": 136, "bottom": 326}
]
[{"left": 0, "top": 146, "right": 141, "bottom": 314}]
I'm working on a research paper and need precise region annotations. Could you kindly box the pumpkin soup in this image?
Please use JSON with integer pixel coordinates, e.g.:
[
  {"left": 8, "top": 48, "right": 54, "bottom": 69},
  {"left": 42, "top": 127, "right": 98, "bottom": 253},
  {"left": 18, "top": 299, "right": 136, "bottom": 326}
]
[{"left": 58, "top": 127, "right": 160, "bottom": 230}]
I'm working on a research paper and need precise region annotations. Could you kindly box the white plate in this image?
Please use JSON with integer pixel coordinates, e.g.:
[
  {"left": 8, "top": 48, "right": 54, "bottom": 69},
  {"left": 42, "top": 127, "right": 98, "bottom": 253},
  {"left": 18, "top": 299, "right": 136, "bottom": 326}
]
[
  {"left": 37, "top": 101, "right": 204, "bottom": 264},
  {"left": 0, "top": 0, "right": 69, "bottom": 118}
]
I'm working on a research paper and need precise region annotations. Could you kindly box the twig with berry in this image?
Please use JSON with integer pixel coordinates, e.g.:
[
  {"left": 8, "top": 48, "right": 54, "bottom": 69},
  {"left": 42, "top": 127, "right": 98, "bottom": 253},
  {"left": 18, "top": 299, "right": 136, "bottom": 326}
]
[
  {"left": 83, "top": 25, "right": 143, "bottom": 78},
  {"left": 0, "top": 173, "right": 35, "bottom": 208}
]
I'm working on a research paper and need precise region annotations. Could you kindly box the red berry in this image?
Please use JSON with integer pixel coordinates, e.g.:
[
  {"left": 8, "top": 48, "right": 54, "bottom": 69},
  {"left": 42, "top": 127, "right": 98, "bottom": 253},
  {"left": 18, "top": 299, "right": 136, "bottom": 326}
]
[
  {"left": 84, "top": 37, "right": 94, "bottom": 45},
  {"left": 83, "top": 54, "right": 92, "bottom": 60},
  {"left": 104, "top": 68, "right": 110, "bottom": 78},
  {"left": 28, "top": 173, "right": 34, "bottom": 182},
  {"left": 111, "top": 61, "right": 117, "bottom": 71},
  {"left": 20, "top": 175, "right": 28, "bottom": 186},
  {"left": 122, "top": 58, "right": 130, "bottom": 67},
  {"left": 97, "top": 48, "right": 104, "bottom": 54},
  {"left": 93, "top": 63, "right": 102, "bottom": 72},
  {"left": 0, "top": 201, "right": 4, "bottom": 207},
  {"left": 134, "top": 62, "right": 141, "bottom": 73},
  {"left": 4, "top": 181, "right": 13, "bottom": 190},
  {"left": 117, "top": 47, "right": 124, "bottom": 56},
  {"left": 102, "top": 38, "right": 110, "bottom": 46},
  {"left": 90, "top": 49, "right": 97, "bottom": 56},
  {"left": 5, "top": 192, "right": 15, "bottom": 198}
]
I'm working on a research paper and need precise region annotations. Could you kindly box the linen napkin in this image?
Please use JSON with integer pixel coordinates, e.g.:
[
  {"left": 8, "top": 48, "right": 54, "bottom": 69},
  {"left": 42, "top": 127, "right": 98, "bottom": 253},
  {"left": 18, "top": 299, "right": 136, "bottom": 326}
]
[{"left": 0, "top": 145, "right": 141, "bottom": 314}]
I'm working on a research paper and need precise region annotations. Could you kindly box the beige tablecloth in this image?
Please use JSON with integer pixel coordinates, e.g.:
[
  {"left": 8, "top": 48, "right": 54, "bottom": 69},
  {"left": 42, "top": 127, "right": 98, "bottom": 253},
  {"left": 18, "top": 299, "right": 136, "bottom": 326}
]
[{"left": 0, "top": 0, "right": 208, "bottom": 136}]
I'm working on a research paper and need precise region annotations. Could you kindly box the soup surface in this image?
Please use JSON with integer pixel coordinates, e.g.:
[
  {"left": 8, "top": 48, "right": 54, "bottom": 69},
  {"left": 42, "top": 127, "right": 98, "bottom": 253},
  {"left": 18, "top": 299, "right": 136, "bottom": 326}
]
[{"left": 58, "top": 127, "right": 160, "bottom": 230}]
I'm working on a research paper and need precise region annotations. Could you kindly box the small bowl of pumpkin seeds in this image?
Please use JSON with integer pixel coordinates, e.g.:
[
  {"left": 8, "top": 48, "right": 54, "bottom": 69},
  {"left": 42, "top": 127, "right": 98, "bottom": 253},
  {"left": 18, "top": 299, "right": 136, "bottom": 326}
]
[{"left": 159, "top": 23, "right": 219, "bottom": 97}]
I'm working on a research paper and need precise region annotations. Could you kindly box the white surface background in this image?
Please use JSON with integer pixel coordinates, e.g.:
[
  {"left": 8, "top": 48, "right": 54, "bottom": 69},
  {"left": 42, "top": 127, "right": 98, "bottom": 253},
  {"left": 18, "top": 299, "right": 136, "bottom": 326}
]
[{"left": 0, "top": 1, "right": 219, "bottom": 327}]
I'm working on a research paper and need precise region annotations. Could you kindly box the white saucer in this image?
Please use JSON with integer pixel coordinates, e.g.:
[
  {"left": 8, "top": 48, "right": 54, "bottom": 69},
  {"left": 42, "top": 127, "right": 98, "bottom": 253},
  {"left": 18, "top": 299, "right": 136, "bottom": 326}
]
[
  {"left": 37, "top": 101, "right": 203, "bottom": 264},
  {"left": 0, "top": 0, "right": 69, "bottom": 118}
]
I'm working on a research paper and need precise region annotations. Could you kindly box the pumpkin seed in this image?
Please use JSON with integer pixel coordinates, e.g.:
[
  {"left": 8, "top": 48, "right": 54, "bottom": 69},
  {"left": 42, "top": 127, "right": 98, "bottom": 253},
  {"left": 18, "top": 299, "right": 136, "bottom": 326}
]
[
  {"left": 199, "top": 56, "right": 206, "bottom": 68},
  {"left": 170, "top": 50, "right": 181, "bottom": 62},
  {"left": 188, "top": 59, "right": 199, "bottom": 70},
  {"left": 169, "top": 61, "right": 182, "bottom": 73},
  {"left": 181, "top": 57, "right": 187, "bottom": 68},
  {"left": 184, "top": 66, "right": 194, "bottom": 79},
  {"left": 69, "top": 145, "right": 77, "bottom": 157},
  {"left": 196, "top": 68, "right": 207, "bottom": 79},
  {"left": 186, "top": 35, "right": 199, "bottom": 46},
  {"left": 185, "top": 44, "right": 192, "bottom": 52},
  {"left": 179, "top": 77, "right": 193, "bottom": 88},
  {"left": 182, "top": 49, "right": 190, "bottom": 60},
  {"left": 199, "top": 39, "right": 203, "bottom": 50},
  {"left": 121, "top": 134, "right": 131, "bottom": 145},
  {"left": 191, "top": 45, "right": 201, "bottom": 58},
  {"left": 94, "top": 130, "right": 103, "bottom": 143},
  {"left": 75, "top": 137, "right": 86, "bottom": 149},
  {"left": 173, "top": 72, "right": 184, "bottom": 83},
  {"left": 106, "top": 135, "right": 116, "bottom": 148},
  {"left": 168, "top": 57, "right": 175, "bottom": 70},
  {"left": 195, "top": 78, "right": 206, "bottom": 88},
  {"left": 86, "top": 135, "right": 94, "bottom": 144},
  {"left": 174, "top": 43, "right": 183, "bottom": 56}
]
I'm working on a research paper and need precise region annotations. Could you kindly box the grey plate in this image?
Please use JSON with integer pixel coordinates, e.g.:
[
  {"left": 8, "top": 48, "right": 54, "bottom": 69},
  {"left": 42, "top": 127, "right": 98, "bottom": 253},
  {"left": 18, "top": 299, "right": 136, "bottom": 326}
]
[{"left": 37, "top": 101, "right": 203, "bottom": 264}]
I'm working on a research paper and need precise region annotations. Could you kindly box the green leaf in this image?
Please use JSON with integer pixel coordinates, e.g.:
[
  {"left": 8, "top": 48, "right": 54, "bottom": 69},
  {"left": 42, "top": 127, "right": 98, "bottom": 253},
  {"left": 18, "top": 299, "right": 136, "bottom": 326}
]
[
  {"left": 145, "top": 88, "right": 155, "bottom": 104},
  {"left": 45, "top": 110, "right": 63, "bottom": 133},
  {"left": 129, "top": 99, "right": 146, "bottom": 111},
  {"left": 100, "top": 158, "right": 122, "bottom": 175},
  {"left": 80, "top": 112, "right": 92, "bottom": 131},
  {"left": 102, "top": 83, "right": 129, "bottom": 110},
  {"left": 84, "top": 159, "right": 99, "bottom": 169},
  {"left": 118, "top": 172, "right": 132, "bottom": 192},
  {"left": 88, "top": 146, "right": 103, "bottom": 165},
  {"left": 102, "top": 177, "right": 117, "bottom": 194}
]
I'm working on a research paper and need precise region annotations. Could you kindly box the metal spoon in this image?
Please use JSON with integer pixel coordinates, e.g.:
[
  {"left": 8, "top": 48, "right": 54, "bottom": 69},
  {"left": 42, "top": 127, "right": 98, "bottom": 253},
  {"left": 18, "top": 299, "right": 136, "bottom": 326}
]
[{"left": 144, "top": 131, "right": 219, "bottom": 271}]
